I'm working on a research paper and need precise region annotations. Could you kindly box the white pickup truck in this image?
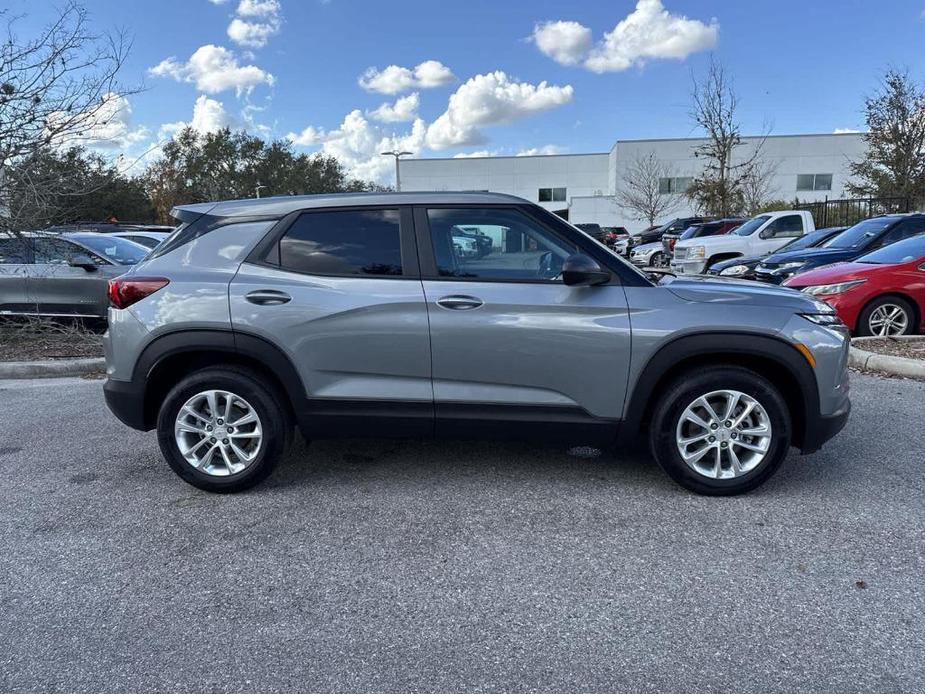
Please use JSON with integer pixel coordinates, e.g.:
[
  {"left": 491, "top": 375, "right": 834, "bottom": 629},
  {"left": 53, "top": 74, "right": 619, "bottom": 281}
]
[{"left": 671, "top": 210, "right": 815, "bottom": 275}]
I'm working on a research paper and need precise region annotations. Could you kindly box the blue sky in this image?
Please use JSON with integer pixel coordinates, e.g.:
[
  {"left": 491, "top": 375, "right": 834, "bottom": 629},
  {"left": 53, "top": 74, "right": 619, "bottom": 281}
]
[{"left": 11, "top": 0, "right": 925, "bottom": 182}]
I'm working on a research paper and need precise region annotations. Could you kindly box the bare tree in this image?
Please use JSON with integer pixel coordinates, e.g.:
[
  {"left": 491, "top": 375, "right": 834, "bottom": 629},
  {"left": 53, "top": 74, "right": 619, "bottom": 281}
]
[
  {"left": 848, "top": 68, "right": 925, "bottom": 206},
  {"left": 0, "top": 2, "right": 135, "bottom": 233},
  {"left": 615, "top": 151, "right": 683, "bottom": 225},
  {"left": 740, "top": 157, "right": 780, "bottom": 215},
  {"left": 686, "top": 58, "right": 764, "bottom": 217}
]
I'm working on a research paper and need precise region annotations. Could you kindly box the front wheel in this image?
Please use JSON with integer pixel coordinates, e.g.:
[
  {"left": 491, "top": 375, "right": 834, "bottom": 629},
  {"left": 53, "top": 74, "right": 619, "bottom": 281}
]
[
  {"left": 857, "top": 296, "right": 916, "bottom": 336},
  {"left": 649, "top": 366, "right": 792, "bottom": 495},
  {"left": 156, "top": 366, "right": 292, "bottom": 493}
]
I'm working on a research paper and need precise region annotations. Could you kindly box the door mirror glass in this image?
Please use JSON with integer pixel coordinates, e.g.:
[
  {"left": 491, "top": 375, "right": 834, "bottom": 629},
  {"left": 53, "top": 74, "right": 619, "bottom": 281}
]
[
  {"left": 561, "top": 254, "right": 610, "bottom": 286},
  {"left": 68, "top": 253, "right": 98, "bottom": 271}
]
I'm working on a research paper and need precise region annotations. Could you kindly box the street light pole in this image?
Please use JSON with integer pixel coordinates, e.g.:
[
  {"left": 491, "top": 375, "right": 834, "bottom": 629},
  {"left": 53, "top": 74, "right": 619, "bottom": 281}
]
[
  {"left": 255, "top": 184, "right": 267, "bottom": 198},
  {"left": 380, "top": 150, "right": 413, "bottom": 191}
]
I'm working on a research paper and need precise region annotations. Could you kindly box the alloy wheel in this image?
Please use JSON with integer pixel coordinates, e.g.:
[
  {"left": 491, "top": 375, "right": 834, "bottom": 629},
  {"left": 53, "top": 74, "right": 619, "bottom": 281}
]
[
  {"left": 174, "top": 390, "right": 263, "bottom": 476},
  {"left": 868, "top": 304, "right": 909, "bottom": 336},
  {"left": 675, "top": 389, "right": 773, "bottom": 480}
]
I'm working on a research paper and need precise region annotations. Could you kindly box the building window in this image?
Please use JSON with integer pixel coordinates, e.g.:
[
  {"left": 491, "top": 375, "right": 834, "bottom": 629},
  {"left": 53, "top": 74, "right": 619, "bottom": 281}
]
[
  {"left": 797, "top": 174, "right": 833, "bottom": 192},
  {"left": 658, "top": 177, "right": 693, "bottom": 195},
  {"left": 538, "top": 187, "right": 566, "bottom": 203}
]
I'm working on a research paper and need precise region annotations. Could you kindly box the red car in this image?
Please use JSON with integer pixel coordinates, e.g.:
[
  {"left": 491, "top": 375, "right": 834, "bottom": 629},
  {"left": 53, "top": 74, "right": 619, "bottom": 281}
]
[{"left": 783, "top": 234, "right": 925, "bottom": 336}]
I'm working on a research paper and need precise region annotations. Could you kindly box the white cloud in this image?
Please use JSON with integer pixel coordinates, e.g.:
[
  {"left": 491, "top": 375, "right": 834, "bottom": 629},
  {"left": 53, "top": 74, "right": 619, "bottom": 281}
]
[
  {"left": 158, "top": 95, "right": 234, "bottom": 140},
  {"left": 48, "top": 93, "right": 150, "bottom": 150},
  {"left": 834, "top": 128, "right": 860, "bottom": 134},
  {"left": 208, "top": 0, "right": 231, "bottom": 4},
  {"left": 368, "top": 93, "right": 420, "bottom": 122},
  {"left": 359, "top": 60, "right": 455, "bottom": 95},
  {"left": 453, "top": 150, "right": 500, "bottom": 158},
  {"left": 532, "top": 21, "right": 593, "bottom": 66},
  {"left": 425, "top": 71, "right": 573, "bottom": 150},
  {"left": 534, "top": 0, "right": 718, "bottom": 73},
  {"left": 227, "top": 0, "right": 282, "bottom": 48},
  {"left": 149, "top": 44, "right": 274, "bottom": 95},
  {"left": 517, "top": 144, "right": 565, "bottom": 156},
  {"left": 236, "top": 0, "right": 280, "bottom": 17},
  {"left": 288, "top": 110, "right": 426, "bottom": 182}
]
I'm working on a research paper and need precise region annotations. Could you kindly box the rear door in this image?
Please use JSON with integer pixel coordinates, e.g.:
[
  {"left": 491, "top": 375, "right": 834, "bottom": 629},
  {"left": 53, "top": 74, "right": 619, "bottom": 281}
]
[
  {"left": 0, "top": 236, "right": 33, "bottom": 314},
  {"left": 229, "top": 206, "right": 433, "bottom": 436},
  {"left": 415, "top": 205, "right": 632, "bottom": 441},
  {"left": 28, "top": 237, "right": 112, "bottom": 317}
]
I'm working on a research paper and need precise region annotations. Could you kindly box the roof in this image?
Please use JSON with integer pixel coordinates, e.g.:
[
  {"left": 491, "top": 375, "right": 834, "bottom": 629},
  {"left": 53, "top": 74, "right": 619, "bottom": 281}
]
[{"left": 172, "top": 191, "right": 531, "bottom": 220}]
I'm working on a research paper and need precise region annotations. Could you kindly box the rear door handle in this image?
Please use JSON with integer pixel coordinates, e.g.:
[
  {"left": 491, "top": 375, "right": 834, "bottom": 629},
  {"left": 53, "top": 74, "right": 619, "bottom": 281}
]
[
  {"left": 436, "top": 295, "right": 483, "bottom": 310},
  {"left": 245, "top": 289, "right": 291, "bottom": 305}
]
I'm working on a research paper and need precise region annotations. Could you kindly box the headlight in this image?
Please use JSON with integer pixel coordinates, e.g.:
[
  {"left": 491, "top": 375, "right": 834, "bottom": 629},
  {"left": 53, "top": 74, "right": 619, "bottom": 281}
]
[
  {"left": 720, "top": 264, "right": 749, "bottom": 276},
  {"left": 777, "top": 262, "right": 806, "bottom": 272},
  {"left": 688, "top": 246, "right": 705, "bottom": 259},
  {"left": 801, "top": 279, "right": 866, "bottom": 296},
  {"left": 800, "top": 312, "right": 846, "bottom": 328}
]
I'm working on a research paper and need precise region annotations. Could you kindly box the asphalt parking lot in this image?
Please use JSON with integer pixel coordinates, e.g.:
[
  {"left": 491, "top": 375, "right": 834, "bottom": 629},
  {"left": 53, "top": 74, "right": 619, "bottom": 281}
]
[{"left": 1, "top": 373, "right": 923, "bottom": 693}]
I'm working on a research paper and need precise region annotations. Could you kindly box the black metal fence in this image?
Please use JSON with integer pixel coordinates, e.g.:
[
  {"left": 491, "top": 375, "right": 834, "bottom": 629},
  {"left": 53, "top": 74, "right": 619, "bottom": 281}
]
[{"left": 794, "top": 196, "right": 911, "bottom": 228}]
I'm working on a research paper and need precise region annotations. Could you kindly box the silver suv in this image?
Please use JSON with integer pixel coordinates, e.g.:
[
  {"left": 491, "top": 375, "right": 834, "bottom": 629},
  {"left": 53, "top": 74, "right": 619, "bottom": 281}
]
[{"left": 103, "top": 193, "right": 851, "bottom": 495}]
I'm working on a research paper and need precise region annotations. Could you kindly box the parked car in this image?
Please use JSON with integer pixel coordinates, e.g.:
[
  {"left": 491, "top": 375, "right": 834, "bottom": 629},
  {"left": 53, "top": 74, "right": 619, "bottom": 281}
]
[
  {"left": 102, "top": 192, "right": 850, "bottom": 497},
  {"left": 574, "top": 223, "right": 608, "bottom": 244},
  {"left": 662, "top": 218, "right": 746, "bottom": 258},
  {"left": 629, "top": 241, "right": 670, "bottom": 268},
  {"left": 672, "top": 210, "right": 815, "bottom": 275},
  {"left": 454, "top": 226, "right": 493, "bottom": 258},
  {"left": 707, "top": 227, "right": 847, "bottom": 279},
  {"left": 0, "top": 231, "right": 148, "bottom": 319},
  {"left": 614, "top": 225, "right": 658, "bottom": 256},
  {"left": 110, "top": 230, "right": 170, "bottom": 250},
  {"left": 784, "top": 234, "right": 925, "bottom": 336},
  {"left": 624, "top": 217, "right": 709, "bottom": 256},
  {"left": 754, "top": 214, "right": 925, "bottom": 284},
  {"left": 48, "top": 222, "right": 175, "bottom": 235}
]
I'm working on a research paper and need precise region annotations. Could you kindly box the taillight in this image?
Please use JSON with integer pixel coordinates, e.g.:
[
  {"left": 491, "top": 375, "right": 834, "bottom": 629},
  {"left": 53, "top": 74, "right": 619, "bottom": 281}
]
[{"left": 108, "top": 276, "right": 169, "bottom": 309}]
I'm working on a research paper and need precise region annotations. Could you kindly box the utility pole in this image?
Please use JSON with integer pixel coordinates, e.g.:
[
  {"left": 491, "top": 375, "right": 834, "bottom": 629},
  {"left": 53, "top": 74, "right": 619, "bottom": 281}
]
[
  {"left": 380, "top": 150, "right": 413, "bottom": 191},
  {"left": 255, "top": 184, "right": 267, "bottom": 198}
]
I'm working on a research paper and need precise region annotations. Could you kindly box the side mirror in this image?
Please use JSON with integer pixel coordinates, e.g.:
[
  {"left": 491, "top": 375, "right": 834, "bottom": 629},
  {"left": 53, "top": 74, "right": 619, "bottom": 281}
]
[
  {"left": 68, "top": 253, "right": 98, "bottom": 272},
  {"left": 561, "top": 254, "right": 610, "bottom": 286}
]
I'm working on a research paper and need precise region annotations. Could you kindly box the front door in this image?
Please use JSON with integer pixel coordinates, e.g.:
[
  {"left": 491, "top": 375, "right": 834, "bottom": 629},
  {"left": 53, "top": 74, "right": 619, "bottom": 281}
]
[
  {"left": 229, "top": 206, "right": 433, "bottom": 436},
  {"left": 415, "top": 205, "right": 632, "bottom": 442},
  {"left": 755, "top": 214, "right": 805, "bottom": 255},
  {"left": 0, "top": 236, "right": 33, "bottom": 315}
]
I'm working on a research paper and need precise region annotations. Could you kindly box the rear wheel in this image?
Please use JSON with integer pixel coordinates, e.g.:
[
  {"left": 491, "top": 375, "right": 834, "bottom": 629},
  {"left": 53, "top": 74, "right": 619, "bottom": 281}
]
[
  {"left": 857, "top": 296, "right": 916, "bottom": 336},
  {"left": 650, "top": 251, "right": 667, "bottom": 268},
  {"left": 649, "top": 366, "right": 792, "bottom": 495},
  {"left": 156, "top": 366, "right": 292, "bottom": 493}
]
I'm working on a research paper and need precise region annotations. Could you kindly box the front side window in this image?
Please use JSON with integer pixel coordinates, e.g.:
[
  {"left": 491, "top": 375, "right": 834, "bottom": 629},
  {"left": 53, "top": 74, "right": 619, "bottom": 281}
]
[
  {"left": 734, "top": 215, "right": 772, "bottom": 236},
  {"left": 427, "top": 207, "right": 578, "bottom": 281},
  {"left": 764, "top": 214, "right": 804, "bottom": 238},
  {"left": 279, "top": 209, "right": 402, "bottom": 276},
  {"left": 0, "top": 237, "right": 31, "bottom": 264},
  {"left": 32, "top": 238, "right": 84, "bottom": 265}
]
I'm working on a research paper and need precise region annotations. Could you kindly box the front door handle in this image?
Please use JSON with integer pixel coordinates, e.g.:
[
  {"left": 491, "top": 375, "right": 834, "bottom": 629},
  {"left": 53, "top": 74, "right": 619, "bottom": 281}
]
[
  {"left": 245, "top": 289, "right": 291, "bottom": 305},
  {"left": 436, "top": 295, "right": 483, "bottom": 310}
]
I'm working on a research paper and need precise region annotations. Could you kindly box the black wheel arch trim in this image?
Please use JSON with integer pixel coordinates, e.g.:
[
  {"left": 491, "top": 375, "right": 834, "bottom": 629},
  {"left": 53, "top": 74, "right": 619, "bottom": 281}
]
[
  {"left": 619, "top": 331, "right": 820, "bottom": 449},
  {"left": 127, "top": 328, "right": 306, "bottom": 429}
]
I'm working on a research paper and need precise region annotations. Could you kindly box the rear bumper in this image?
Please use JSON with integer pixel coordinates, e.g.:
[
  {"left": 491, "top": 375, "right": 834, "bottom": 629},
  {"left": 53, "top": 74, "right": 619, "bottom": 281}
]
[
  {"left": 800, "top": 399, "right": 851, "bottom": 454},
  {"left": 103, "top": 377, "right": 150, "bottom": 431}
]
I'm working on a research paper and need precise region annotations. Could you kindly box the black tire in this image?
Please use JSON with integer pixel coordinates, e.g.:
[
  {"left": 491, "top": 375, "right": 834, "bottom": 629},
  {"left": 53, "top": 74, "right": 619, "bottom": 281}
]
[
  {"left": 650, "top": 251, "right": 666, "bottom": 268},
  {"left": 857, "top": 295, "right": 917, "bottom": 337},
  {"left": 156, "top": 366, "right": 293, "bottom": 493},
  {"left": 649, "top": 366, "right": 792, "bottom": 496}
]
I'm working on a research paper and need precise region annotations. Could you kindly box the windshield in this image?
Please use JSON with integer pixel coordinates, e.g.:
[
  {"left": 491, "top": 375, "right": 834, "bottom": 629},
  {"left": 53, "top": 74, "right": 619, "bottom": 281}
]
[
  {"left": 70, "top": 234, "right": 148, "bottom": 265},
  {"left": 678, "top": 225, "right": 700, "bottom": 240},
  {"left": 823, "top": 218, "right": 893, "bottom": 249},
  {"left": 857, "top": 235, "right": 925, "bottom": 264},
  {"left": 733, "top": 215, "right": 771, "bottom": 236}
]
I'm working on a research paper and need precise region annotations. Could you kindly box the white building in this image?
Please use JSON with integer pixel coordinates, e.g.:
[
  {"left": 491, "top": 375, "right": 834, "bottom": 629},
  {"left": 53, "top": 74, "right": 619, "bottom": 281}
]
[{"left": 399, "top": 133, "right": 867, "bottom": 231}]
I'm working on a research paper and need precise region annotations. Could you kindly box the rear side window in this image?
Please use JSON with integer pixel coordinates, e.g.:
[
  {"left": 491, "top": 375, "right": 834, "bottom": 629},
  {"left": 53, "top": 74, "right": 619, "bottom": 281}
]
[
  {"left": 279, "top": 209, "right": 402, "bottom": 276},
  {"left": 0, "top": 237, "right": 31, "bottom": 263}
]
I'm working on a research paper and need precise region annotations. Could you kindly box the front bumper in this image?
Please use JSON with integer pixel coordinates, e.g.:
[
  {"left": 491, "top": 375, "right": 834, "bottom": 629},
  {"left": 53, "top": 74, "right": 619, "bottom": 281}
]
[
  {"left": 670, "top": 258, "right": 707, "bottom": 274},
  {"left": 103, "top": 377, "right": 150, "bottom": 431},
  {"left": 801, "top": 399, "right": 851, "bottom": 454}
]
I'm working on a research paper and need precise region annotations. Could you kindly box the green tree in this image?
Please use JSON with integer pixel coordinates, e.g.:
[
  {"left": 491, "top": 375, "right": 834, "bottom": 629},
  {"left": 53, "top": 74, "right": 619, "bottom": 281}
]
[
  {"left": 144, "top": 128, "right": 383, "bottom": 223},
  {"left": 847, "top": 68, "right": 925, "bottom": 206}
]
